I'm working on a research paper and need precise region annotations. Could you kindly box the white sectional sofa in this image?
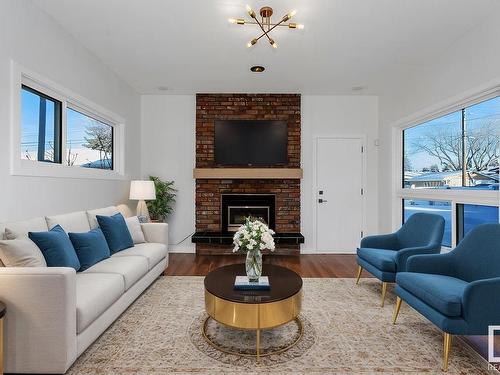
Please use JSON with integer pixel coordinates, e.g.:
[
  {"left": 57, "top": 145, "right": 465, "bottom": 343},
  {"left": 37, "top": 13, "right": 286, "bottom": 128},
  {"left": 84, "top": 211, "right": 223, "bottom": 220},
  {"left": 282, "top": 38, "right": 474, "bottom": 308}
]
[{"left": 0, "top": 206, "right": 169, "bottom": 374}]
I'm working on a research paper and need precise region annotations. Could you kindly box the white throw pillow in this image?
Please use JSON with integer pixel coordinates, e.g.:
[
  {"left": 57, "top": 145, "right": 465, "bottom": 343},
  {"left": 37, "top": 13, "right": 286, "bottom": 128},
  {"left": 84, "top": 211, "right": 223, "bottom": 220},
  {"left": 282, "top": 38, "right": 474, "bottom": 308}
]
[
  {"left": 4, "top": 217, "right": 48, "bottom": 239},
  {"left": 87, "top": 206, "right": 119, "bottom": 229},
  {"left": 0, "top": 239, "right": 47, "bottom": 267},
  {"left": 125, "top": 216, "right": 146, "bottom": 244}
]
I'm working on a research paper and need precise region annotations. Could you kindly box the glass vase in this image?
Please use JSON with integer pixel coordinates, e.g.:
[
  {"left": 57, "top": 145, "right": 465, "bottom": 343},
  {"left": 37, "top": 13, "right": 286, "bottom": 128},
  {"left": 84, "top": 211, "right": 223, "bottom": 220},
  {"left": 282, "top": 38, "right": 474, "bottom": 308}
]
[{"left": 245, "top": 249, "right": 262, "bottom": 282}]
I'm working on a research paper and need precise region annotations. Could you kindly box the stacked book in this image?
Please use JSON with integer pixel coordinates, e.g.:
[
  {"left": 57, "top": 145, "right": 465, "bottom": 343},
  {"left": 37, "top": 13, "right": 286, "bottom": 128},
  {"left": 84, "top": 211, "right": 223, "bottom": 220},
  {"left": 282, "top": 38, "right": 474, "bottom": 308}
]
[{"left": 234, "top": 276, "right": 270, "bottom": 290}]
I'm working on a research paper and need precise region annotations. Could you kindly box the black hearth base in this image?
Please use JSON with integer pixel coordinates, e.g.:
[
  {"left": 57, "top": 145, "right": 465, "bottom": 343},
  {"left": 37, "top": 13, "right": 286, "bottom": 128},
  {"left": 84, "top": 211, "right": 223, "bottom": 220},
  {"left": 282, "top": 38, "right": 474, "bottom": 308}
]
[{"left": 192, "top": 231, "right": 305, "bottom": 246}]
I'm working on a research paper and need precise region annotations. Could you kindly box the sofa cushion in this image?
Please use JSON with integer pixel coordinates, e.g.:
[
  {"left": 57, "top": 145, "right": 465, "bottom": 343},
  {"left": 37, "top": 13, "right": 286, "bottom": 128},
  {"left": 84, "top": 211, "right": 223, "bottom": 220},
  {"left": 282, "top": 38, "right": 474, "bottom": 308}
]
[
  {"left": 0, "top": 239, "right": 47, "bottom": 267},
  {"left": 125, "top": 216, "right": 146, "bottom": 244},
  {"left": 87, "top": 206, "right": 119, "bottom": 229},
  {"left": 83, "top": 256, "right": 148, "bottom": 290},
  {"left": 69, "top": 228, "right": 111, "bottom": 271},
  {"left": 46, "top": 211, "right": 91, "bottom": 233},
  {"left": 4, "top": 217, "right": 48, "bottom": 239},
  {"left": 112, "top": 242, "right": 167, "bottom": 270},
  {"left": 357, "top": 248, "right": 397, "bottom": 272},
  {"left": 29, "top": 225, "right": 81, "bottom": 271},
  {"left": 76, "top": 273, "right": 124, "bottom": 333},
  {"left": 396, "top": 272, "right": 468, "bottom": 317},
  {"left": 97, "top": 213, "right": 134, "bottom": 254}
]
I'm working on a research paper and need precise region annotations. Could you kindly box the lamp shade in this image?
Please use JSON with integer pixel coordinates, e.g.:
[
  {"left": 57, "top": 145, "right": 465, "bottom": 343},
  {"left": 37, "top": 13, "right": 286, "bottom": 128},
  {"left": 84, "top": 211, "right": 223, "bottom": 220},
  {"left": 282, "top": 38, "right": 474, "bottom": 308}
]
[{"left": 129, "top": 180, "right": 156, "bottom": 200}]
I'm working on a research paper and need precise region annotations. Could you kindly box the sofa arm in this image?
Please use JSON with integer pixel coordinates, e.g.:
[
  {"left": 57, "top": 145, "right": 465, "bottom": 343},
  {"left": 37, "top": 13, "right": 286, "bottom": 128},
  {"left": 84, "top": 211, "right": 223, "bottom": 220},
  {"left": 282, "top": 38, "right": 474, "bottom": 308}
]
[
  {"left": 395, "top": 244, "right": 441, "bottom": 272},
  {"left": 141, "top": 222, "right": 169, "bottom": 247},
  {"left": 406, "top": 253, "right": 455, "bottom": 276},
  {"left": 0, "top": 267, "right": 77, "bottom": 374},
  {"left": 463, "top": 277, "right": 500, "bottom": 333},
  {"left": 360, "top": 233, "right": 399, "bottom": 250}
]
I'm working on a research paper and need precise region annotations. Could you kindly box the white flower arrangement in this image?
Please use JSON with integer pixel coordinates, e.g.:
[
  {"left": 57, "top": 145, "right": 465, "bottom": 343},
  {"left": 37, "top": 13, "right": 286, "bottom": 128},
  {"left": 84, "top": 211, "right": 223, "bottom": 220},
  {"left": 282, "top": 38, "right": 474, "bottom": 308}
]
[{"left": 232, "top": 218, "right": 275, "bottom": 253}]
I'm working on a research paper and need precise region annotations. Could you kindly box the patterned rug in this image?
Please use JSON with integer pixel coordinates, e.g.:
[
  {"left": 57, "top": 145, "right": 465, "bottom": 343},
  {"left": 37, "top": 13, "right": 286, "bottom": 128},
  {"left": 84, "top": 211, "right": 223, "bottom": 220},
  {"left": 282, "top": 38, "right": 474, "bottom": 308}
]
[
  {"left": 189, "top": 312, "right": 316, "bottom": 365},
  {"left": 67, "top": 276, "right": 490, "bottom": 374}
]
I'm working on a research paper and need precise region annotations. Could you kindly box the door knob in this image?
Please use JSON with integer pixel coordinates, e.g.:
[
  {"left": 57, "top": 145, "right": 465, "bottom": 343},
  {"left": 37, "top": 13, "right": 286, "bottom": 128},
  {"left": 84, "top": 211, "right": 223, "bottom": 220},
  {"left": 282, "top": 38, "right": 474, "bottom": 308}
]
[{"left": 318, "top": 198, "right": 328, "bottom": 203}]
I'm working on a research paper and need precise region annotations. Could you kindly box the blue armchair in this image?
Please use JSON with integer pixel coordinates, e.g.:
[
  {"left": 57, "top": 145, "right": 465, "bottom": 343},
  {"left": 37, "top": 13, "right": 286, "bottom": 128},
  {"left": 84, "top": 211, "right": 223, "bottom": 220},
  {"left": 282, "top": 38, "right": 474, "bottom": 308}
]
[
  {"left": 356, "top": 213, "right": 445, "bottom": 306},
  {"left": 393, "top": 224, "right": 500, "bottom": 371}
]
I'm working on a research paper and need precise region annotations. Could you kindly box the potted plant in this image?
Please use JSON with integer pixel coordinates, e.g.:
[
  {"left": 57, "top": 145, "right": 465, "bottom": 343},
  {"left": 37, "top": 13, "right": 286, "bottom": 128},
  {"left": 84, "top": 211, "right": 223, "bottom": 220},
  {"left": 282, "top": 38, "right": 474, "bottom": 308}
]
[
  {"left": 232, "top": 218, "right": 275, "bottom": 281},
  {"left": 146, "top": 176, "right": 177, "bottom": 222}
]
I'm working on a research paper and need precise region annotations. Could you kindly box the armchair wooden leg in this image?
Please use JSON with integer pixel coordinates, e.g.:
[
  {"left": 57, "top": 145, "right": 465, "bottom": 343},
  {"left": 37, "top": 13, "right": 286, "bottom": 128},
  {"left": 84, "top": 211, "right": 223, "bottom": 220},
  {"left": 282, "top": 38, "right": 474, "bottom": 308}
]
[
  {"left": 355, "top": 265, "right": 363, "bottom": 284},
  {"left": 443, "top": 332, "right": 452, "bottom": 372},
  {"left": 381, "top": 282, "right": 388, "bottom": 307},
  {"left": 392, "top": 296, "right": 402, "bottom": 324}
]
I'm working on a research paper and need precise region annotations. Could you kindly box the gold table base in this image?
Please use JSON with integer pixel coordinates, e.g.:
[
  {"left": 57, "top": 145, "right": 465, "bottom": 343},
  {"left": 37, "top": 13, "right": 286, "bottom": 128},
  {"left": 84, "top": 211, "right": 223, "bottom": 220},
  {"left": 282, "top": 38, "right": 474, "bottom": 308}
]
[
  {"left": 204, "top": 289, "right": 302, "bottom": 360},
  {"left": 202, "top": 316, "right": 303, "bottom": 358}
]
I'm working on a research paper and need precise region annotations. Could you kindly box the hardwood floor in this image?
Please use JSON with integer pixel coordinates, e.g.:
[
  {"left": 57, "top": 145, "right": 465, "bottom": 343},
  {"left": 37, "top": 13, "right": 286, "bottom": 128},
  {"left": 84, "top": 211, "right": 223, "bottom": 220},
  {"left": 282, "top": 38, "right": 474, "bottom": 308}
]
[
  {"left": 165, "top": 253, "right": 493, "bottom": 361},
  {"left": 165, "top": 253, "right": 366, "bottom": 278}
]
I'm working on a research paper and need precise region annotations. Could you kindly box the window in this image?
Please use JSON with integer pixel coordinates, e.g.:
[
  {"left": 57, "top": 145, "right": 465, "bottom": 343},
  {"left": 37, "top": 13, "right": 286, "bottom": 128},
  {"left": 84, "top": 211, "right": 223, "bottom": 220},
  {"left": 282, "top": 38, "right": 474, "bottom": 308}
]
[
  {"left": 403, "top": 96, "right": 500, "bottom": 190},
  {"left": 456, "top": 204, "right": 499, "bottom": 242},
  {"left": 21, "top": 85, "right": 62, "bottom": 163},
  {"left": 14, "top": 68, "right": 123, "bottom": 178},
  {"left": 67, "top": 108, "right": 113, "bottom": 170},
  {"left": 403, "top": 199, "right": 452, "bottom": 247}
]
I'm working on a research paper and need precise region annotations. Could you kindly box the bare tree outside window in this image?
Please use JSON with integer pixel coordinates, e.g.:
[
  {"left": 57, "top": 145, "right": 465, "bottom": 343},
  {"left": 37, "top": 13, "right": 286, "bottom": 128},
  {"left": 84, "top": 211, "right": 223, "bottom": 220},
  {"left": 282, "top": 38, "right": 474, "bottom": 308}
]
[
  {"left": 82, "top": 123, "right": 113, "bottom": 169},
  {"left": 403, "top": 97, "right": 499, "bottom": 190}
]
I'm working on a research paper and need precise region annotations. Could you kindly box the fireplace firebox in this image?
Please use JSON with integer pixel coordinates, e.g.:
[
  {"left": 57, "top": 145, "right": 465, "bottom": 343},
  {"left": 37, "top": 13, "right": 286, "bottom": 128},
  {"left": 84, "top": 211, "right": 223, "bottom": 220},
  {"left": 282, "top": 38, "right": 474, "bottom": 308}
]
[{"left": 221, "top": 194, "right": 275, "bottom": 233}]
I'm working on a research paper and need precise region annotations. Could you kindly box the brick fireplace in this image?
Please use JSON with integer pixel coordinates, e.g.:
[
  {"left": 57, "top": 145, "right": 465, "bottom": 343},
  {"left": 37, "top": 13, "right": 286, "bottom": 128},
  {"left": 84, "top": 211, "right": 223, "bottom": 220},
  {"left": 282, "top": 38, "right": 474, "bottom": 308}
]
[{"left": 192, "top": 93, "right": 303, "bottom": 255}]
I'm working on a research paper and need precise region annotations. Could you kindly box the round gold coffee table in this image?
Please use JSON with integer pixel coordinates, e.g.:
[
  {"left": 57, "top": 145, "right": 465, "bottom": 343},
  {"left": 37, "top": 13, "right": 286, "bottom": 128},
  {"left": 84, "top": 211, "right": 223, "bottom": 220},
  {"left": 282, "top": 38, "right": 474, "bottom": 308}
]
[{"left": 203, "top": 263, "right": 303, "bottom": 359}]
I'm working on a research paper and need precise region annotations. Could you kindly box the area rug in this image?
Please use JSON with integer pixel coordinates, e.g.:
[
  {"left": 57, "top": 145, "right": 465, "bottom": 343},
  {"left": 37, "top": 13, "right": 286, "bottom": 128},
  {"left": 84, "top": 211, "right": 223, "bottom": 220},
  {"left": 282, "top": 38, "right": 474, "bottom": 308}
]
[
  {"left": 190, "top": 312, "right": 316, "bottom": 365},
  {"left": 67, "top": 277, "right": 490, "bottom": 374}
]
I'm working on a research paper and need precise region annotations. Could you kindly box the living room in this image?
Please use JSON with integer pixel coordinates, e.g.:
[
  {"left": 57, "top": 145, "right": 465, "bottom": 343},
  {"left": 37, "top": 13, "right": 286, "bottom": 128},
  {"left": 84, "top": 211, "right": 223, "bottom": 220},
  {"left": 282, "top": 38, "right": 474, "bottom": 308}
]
[{"left": 0, "top": 0, "right": 499, "bottom": 374}]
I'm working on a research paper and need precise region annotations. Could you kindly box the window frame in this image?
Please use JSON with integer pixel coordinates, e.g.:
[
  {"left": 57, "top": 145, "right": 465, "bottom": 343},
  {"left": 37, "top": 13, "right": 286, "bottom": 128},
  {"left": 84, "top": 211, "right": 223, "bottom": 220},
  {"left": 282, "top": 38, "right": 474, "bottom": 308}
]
[
  {"left": 11, "top": 61, "right": 125, "bottom": 180},
  {"left": 20, "top": 84, "right": 63, "bottom": 164},
  {"left": 392, "top": 84, "right": 500, "bottom": 248}
]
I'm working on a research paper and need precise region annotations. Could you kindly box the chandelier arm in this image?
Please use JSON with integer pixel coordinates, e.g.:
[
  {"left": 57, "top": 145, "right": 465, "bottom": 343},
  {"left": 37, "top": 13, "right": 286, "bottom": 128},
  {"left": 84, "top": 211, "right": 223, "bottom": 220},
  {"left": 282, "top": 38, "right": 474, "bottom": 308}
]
[
  {"left": 252, "top": 16, "right": 273, "bottom": 43},
  {"left": 246, "top": 21, "right": 295, "bottom": 27},
  {"left": 264, "top": 17, "right": 287, "bottom": 33},
  {"left": 254, "top": 32, "right": 269, "bottom": 42}
]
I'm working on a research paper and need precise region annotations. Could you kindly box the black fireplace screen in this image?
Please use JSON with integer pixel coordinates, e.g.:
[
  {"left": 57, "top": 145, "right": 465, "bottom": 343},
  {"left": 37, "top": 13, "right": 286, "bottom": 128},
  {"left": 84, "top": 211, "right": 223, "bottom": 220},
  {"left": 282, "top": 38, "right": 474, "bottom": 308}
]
[
  {"left": 228, "top": 206, "right": 269, "bottom": 232},
  {"left": 221, "top": 194, "right": 276, "bottom": 232}
]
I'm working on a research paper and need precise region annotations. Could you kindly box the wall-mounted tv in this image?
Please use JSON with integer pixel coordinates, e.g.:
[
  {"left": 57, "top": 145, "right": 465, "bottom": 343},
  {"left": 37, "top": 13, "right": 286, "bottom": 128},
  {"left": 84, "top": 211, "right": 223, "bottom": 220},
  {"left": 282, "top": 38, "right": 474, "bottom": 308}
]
[{"left": 214, "top": 120, "right": 288, "bottom": 166}]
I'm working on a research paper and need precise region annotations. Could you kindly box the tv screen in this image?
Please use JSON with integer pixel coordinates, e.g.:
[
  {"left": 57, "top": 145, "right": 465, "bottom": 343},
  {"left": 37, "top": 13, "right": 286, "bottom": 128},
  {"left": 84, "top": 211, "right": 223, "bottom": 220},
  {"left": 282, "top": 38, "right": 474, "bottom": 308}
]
[{"left": 215, "top": 120, "right": 288, "bottom": 166}]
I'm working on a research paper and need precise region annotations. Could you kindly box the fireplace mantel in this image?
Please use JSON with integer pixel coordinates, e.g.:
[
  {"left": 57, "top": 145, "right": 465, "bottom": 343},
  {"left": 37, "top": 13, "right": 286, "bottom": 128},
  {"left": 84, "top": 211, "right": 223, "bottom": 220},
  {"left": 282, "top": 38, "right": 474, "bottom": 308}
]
[{"left": 193, "top": 168, "right": 303, "bottom": 179}]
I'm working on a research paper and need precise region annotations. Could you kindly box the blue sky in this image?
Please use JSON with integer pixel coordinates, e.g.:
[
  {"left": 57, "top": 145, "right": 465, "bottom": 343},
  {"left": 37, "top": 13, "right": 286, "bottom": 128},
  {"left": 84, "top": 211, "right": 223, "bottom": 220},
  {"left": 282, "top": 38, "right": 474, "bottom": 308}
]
[{"left": 404, "top": 96, "right": 500, "bottom": 171}]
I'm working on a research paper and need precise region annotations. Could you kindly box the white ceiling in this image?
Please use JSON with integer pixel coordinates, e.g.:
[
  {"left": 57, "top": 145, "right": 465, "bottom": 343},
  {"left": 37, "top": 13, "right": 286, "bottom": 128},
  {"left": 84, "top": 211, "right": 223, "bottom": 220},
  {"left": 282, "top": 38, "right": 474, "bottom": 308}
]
[{"left": 32, "top": 0, "right": 500, "bottom": 95}]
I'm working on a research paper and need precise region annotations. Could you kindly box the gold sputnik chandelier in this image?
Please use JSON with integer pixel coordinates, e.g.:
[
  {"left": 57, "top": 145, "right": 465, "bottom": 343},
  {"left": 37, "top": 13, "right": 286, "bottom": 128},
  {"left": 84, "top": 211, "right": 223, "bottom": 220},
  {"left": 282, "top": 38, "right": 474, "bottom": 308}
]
[{"left": 228, "top": 5, "right": 304, "bottom": 49}]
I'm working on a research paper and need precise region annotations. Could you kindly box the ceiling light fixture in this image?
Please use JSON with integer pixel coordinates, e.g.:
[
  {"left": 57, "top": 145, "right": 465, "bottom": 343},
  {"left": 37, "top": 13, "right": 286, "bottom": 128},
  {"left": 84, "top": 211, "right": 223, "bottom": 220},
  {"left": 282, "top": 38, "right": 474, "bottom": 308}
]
[
  {"left": 229, "top": 5, "right": 304, "bottom": 49},
  {"left": 250, "top": 65, "right": 265, "bottom": 72}
]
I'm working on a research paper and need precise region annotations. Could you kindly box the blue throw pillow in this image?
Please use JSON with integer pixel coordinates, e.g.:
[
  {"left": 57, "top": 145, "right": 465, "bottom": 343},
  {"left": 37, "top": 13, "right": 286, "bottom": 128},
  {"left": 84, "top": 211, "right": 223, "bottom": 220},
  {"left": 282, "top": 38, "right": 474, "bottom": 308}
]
[
  {"left": 69, "top": 228, "right": 111, "bottom": 271},
  {"left": 29, "top": 225, "right": 81, "bottom": 271},
  {"left": 96, "top": 213, "right": 134, "bottom": 254}
]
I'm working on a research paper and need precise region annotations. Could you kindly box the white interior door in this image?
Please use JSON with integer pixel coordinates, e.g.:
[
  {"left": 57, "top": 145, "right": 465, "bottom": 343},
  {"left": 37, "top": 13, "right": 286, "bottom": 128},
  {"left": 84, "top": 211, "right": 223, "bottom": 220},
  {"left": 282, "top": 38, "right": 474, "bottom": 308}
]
[{"left": 315, "top": 137, "right": 364, "bottom": 253}]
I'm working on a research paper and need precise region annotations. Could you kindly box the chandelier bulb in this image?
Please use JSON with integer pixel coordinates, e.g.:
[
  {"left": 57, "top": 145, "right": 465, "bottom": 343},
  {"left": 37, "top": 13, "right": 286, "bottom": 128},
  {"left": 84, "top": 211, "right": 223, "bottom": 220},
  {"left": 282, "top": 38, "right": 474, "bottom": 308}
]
[
  {"left": 246, "top": 4, "right": 256, "bottom": 18},
  {"left": 297, "top": 24, "right": 304, "bottom": 29},
  {"left": 247, "top": 38, "right": 258, "bottom": 48},
  {"left": 229, "top": 18, "right": 245, "bottom": 25},
  {"left": 270, "top": 39, "right": 278, "bottom": 48}
]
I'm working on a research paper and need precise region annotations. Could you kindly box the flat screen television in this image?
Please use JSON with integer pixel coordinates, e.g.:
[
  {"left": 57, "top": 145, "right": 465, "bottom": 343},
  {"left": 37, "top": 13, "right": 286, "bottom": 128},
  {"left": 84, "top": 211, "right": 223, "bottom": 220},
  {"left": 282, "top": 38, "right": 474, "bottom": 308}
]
[{"left": 214, "top": 120, "right": 288, "bottom": 166}]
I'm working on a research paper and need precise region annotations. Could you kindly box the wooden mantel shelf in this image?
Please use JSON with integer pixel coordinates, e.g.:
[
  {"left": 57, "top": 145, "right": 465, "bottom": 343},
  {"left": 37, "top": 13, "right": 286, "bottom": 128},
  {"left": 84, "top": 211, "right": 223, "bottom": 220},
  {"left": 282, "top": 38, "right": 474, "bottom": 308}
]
[{"left": 193, "top": 168, "right": 303, "bottom": 179}]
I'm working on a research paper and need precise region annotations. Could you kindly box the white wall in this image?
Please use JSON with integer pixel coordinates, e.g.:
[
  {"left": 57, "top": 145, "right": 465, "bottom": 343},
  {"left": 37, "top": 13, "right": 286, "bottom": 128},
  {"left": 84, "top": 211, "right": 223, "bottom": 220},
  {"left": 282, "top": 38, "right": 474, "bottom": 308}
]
[
  {"left": 0, "top": 0, "right": 141, "bottom": 221},
  {"left": 141, "top": 96, "right": 196, "bottom": 252},
  {"left": 141, "top": 94, "right": 379, "bottom": 253},
  {"left": 301, "top": 96, "right": 379, "bottom": 252},
  {"left": 377, "top": 13, "right": 500, "bottom": 232}
]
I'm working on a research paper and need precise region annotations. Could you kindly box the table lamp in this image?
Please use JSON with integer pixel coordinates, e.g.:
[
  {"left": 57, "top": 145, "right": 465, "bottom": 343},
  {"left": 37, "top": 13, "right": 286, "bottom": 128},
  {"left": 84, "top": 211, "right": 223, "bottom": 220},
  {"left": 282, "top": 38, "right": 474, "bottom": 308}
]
[{"left": 129, "top": 180, "right": 156, "bottom": 223}]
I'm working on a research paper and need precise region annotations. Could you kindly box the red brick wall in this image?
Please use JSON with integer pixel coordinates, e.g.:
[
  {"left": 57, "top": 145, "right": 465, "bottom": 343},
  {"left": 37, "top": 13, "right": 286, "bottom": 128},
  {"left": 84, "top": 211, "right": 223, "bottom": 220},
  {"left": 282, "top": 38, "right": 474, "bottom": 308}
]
[{"left": 195, "top": 94, "right": 301, "bottom": 255}]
